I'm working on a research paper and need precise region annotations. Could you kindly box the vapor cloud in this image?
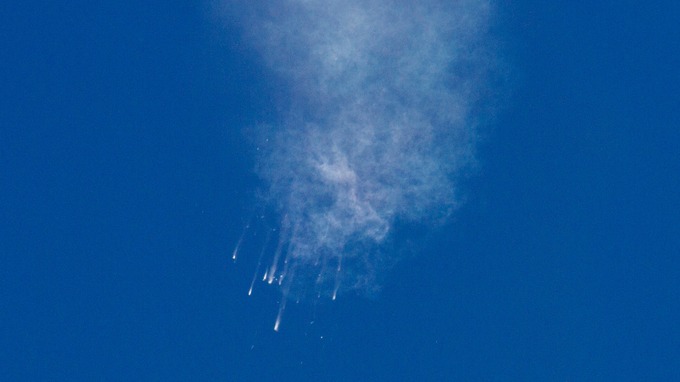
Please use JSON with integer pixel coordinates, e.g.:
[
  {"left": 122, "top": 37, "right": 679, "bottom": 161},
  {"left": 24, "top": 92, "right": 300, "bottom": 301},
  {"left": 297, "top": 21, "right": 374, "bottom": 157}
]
[{"left": 225, "top": 0, "right": 497, "bottom": 300}]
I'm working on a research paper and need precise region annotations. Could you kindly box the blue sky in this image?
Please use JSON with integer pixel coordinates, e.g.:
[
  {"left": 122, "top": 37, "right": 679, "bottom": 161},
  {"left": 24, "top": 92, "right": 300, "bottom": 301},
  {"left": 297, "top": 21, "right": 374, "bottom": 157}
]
[{"left": 2, "top": 1, "right": 679, "bottom": 380}]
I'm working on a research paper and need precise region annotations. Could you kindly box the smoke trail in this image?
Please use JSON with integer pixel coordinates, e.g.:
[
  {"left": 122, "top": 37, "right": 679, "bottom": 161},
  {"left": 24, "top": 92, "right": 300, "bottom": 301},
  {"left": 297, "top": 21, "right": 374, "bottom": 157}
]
[{"left": 225, "top": 0, "right": 497, "bottom": 301}]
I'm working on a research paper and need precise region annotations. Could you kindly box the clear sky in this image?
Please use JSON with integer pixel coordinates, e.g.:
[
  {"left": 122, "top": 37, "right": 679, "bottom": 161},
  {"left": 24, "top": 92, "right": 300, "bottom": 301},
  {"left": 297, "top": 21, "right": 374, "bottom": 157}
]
[{"left": 2, "top": 1, "right": 679, "bottom": 380}]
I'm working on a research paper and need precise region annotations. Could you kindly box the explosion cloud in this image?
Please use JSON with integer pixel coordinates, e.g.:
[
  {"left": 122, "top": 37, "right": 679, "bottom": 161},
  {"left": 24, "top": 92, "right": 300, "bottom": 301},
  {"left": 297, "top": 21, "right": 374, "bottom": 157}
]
[{"left": 224, "top": 0, "right": 498, "bottom": 328}]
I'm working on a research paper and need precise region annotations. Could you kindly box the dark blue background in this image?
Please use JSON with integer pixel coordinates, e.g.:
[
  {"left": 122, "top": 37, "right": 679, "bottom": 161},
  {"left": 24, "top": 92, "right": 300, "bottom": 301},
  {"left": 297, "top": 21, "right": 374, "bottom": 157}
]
[{"left": 2, "top": 1, "right": 679, "bottom": 380}]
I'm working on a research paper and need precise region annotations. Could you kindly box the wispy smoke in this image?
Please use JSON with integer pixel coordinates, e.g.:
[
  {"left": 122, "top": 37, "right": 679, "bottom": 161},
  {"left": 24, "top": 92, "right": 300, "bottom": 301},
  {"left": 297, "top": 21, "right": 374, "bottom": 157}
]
[{"left": 225, "top": 0, "right": 496, "bottom": 301}]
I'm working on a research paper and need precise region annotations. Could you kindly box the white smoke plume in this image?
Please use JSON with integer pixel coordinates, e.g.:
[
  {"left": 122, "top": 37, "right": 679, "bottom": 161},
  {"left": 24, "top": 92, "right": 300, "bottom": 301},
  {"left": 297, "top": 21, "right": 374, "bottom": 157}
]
[{"left": 223, "top": 0, "right": 498, "bottom": 307}]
